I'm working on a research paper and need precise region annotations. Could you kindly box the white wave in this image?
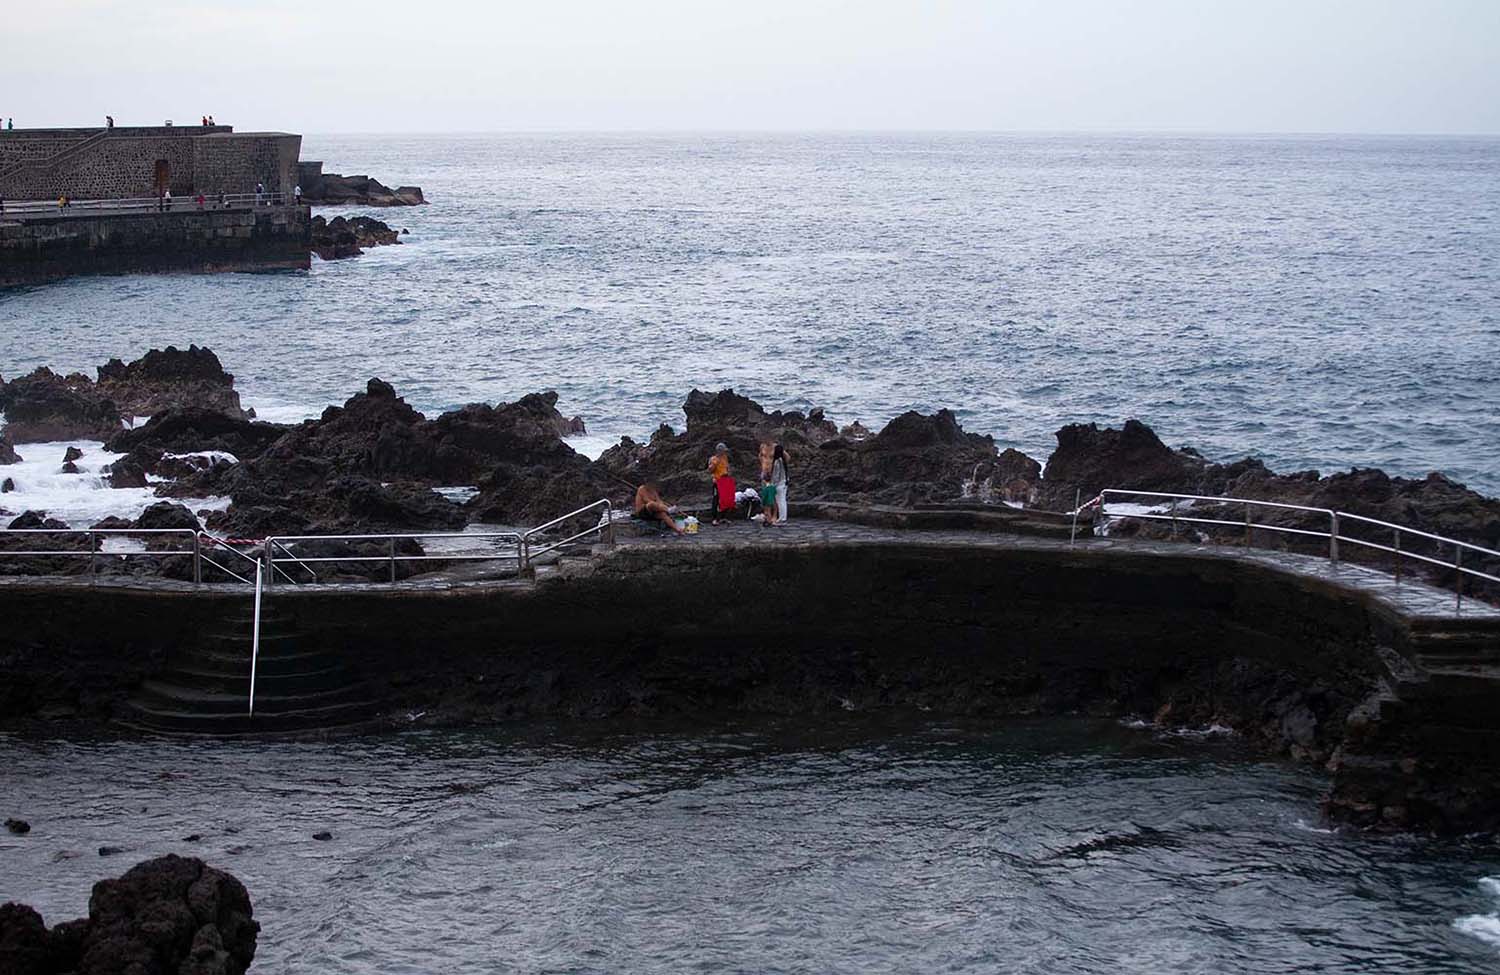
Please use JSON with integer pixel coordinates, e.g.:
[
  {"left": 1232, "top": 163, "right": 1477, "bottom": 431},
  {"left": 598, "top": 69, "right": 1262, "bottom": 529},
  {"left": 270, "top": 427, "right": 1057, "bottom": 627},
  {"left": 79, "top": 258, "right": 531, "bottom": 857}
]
[
  {"left": 1292, "top": 818, "right": 1338, "bottom": 835},
  {"left": 1454, "top": 877, "right": 1500, "bottom": 949},
  {"left": 242, "top": 402, "right": 319, "bottom": 425},
  {"left": 0, "top": 439, "right": 227, "bottom": 528},
  {"left": 565, "top": 431, "right": 624, "bottom": 461}
]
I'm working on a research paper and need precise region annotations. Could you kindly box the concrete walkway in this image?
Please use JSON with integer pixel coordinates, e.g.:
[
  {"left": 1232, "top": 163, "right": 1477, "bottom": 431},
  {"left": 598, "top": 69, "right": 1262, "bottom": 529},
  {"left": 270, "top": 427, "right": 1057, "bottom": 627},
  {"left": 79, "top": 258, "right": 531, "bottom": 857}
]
[
  {"left": 603, "top": 516, "right": 1499, "bottom": 623},
  {"left": 2, "top": 515, "right": 1494, "bottom": 624}
]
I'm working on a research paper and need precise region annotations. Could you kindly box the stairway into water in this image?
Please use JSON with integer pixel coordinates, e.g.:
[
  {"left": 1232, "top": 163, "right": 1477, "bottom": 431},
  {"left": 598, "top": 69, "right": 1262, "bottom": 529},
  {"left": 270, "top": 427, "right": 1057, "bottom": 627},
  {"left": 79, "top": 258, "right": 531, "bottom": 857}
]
[{"left": 117, "top": 604, "right": 383, "bottom": 736}]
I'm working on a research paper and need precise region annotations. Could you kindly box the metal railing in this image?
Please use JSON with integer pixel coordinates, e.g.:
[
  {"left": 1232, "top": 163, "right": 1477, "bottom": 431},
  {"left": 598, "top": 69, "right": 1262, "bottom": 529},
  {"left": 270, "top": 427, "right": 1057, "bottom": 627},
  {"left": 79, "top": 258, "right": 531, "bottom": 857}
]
[
  {"left": 262, "top": 497, "right": 616, "bottom": 585},
  {"left": 1090, "top": 489, "right": 1500, "bottom": 611},
  {"left": 263, "top": 530, "right": 525, "bottom": 585},
  {"left": 0, "top": 528, "right": 262, "bottom": 585},
  {"left": 0, "top": 192, "right": 291, "bottom": 217}
]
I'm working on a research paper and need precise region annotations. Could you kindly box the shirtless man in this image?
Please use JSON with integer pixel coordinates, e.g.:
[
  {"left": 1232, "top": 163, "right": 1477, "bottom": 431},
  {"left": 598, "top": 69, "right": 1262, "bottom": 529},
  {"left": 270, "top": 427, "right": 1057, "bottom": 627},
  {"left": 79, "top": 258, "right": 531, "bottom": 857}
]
[{"left": 634, "top": 482, "right": 684, "bottom": 535}]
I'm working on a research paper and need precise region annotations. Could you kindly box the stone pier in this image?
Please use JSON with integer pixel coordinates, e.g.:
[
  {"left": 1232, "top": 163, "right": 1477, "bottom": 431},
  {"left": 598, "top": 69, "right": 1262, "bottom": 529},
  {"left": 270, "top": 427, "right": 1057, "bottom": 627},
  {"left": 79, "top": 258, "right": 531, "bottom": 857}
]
[{"left": 0, "top": 205, "right": 311, "bottom": 287}]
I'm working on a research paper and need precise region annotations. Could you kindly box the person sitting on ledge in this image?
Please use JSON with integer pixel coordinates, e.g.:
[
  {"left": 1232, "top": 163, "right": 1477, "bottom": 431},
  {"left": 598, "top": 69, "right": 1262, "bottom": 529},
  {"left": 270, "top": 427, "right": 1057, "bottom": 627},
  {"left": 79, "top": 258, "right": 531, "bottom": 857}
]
[{"left": 634, "top": 482, "right": 684, "bottom": 535}]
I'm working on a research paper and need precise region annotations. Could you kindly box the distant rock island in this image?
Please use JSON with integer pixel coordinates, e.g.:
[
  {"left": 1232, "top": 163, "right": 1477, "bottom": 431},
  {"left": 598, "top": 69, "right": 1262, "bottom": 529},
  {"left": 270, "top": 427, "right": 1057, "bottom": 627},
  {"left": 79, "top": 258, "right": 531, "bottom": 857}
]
[{"left": 297, "top": 164, "right": 425, "bottom": 207}]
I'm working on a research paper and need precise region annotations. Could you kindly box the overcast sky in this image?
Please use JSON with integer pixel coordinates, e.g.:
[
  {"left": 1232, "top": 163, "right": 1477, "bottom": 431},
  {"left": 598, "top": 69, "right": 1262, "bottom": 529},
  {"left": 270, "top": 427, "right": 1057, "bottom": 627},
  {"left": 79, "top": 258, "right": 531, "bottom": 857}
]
[{"left": 4, "top": 0, "right": 1498, "bottom": 134}]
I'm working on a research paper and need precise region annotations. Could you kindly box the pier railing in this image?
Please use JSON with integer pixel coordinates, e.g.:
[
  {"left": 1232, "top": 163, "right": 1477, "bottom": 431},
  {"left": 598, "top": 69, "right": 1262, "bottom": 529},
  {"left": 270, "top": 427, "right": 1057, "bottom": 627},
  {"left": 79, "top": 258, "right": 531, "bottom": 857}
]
[
  {"left": 0, "top": 192, "right": 290, "bottom": 217},
  {"left": 1090, "top": 488, "right": 1500, "bottom": 611},
  {"left": 0, "top": 528, "right": 263, "bottom": 585},
  {"left": 262, "top": 498, "right": 616, "bottom": 585}
]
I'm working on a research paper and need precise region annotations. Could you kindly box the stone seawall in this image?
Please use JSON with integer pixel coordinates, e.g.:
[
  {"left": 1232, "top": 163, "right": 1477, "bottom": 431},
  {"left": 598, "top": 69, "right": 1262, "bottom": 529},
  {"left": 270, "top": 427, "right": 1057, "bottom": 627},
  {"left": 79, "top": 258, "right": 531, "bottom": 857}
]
[
  {"left": 0, "top": 206, "right": 311, "bottom": 287},
  {"left": 3, "top": 540, "right": 1495, "bottom": 830}
]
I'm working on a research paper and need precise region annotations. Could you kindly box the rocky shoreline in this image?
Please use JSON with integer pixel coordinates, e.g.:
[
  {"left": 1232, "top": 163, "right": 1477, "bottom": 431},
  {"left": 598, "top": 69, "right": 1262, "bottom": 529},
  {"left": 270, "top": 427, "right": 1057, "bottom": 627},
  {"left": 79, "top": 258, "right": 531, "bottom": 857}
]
[
  {"left": 1, "top": 344, "right": 1497, "bottom": 592},
  {"left": 0, "top": 336, "right": 1491, "bottom": 593}
]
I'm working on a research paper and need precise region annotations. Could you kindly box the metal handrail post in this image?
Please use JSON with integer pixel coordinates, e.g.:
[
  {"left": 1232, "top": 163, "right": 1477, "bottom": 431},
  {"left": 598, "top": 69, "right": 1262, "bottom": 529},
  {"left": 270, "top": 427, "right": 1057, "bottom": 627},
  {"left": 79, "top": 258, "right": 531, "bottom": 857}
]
[
  {"left": 1070, "top": 489, "right": 1080, "bottom": 547},
  {"left": 1329, "top": 512, "right": 1340, "bottom": 563},
  {"left": 1244, "top": 503, "right": 1252, "bottom": 545},
  {"left": 89, "top": 531, "right": 97, "bottom": 583},
  {"left": 389, "top": 537, "right": 397, "bottom": 583},
  {"left": 193, "top": 532, "right": 202, "bottom": 585},
  {"left": 263, "top": 542, "right": 274, "bottom": 589},
  {"left": 1170, "top": 499, "right": 1178, "bottom": 538},
  {"left": 1393, "top": 530, "right": 1402, "bottom": 585},
  {"left": 248, "top": 563, "right": 263, "bottom": 717},
  {"left": 1456, "top": 545, "right": 1463, "bottom": 613}
]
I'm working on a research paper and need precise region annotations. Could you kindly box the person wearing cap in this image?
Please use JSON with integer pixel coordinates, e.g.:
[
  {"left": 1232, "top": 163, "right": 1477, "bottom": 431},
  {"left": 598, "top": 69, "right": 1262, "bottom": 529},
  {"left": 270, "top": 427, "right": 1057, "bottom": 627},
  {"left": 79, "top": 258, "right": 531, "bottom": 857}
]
[{"left": 708, "top": 442, "right": 730, "bottom": 525}]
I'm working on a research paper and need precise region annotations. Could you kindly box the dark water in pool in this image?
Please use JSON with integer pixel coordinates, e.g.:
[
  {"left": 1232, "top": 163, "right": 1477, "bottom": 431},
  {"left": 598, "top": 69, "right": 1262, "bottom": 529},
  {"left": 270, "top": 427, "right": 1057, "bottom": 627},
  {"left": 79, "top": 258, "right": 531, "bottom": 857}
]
[
  {"left": 3, "top": 716, "right": 1498, "bottom": 973},
  {"left": 2, "top": 133, "right": 1498, "bottom": 492}
]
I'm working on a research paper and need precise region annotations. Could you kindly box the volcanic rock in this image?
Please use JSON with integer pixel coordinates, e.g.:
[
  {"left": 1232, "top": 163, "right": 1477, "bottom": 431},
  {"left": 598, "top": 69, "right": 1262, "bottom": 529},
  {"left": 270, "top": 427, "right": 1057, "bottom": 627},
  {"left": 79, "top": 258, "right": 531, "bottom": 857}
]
[
  {"left": 302, "top": 172, "right": 427, "bottom": 207},
  {"left": 0, "top": 854, "right": 258, "bottom": 975},
  {"left": 0, "top": 479, "right": 12, "bottom": 494},
  {"left": 0, "top": 435, "right": 17, "bottom": 465},
  {"left": 1035, "top": 419, "right": 1203, "bottom": 510},
  {"left": 0, "top": 368, "right": 122, "bottom": 443},
  {"left": 599, "top": 389, "right": 1021, "bottom": 510},
  {"left": 103, "top": 457, "right": 149, "bottom": 489},
  {"left": 310, "top": 215, "right": 401, "bottom": 260},
  {"left": 95, "top": 345, "right": 247, "bottom": 421},
  {"left": 7, "top": 511, "right": 67, "bottom": 530},
  {"left": 212, "top": 380, "right": 605, "bottom": 533},
  {"left": 132, "top": 502, "right": 199, "bottom": 532},
  {"left": 62, "top": 447, "right": 82, "bottom": 464},
  {"left": 5, "top": 818, "right": 29, "bottom": 835}
]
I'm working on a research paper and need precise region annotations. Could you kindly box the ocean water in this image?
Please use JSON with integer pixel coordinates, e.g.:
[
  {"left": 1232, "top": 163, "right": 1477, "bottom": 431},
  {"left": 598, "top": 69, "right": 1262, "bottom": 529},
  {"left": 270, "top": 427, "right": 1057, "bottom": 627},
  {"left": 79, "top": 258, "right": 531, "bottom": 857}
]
[
  {"left": 1, "top": 133, "right": 1497, "bottom": 494},
  {"left": 4, "top": 716, "right": 1500, "bottom": 974}
]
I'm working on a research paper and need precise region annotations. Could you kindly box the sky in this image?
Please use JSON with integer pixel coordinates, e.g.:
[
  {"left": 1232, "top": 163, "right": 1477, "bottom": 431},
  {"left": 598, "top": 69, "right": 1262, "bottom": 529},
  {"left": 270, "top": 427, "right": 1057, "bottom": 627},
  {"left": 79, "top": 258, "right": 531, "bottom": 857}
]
[{"left": 3, "top": 0, "right": 1498, "bottom": 134}]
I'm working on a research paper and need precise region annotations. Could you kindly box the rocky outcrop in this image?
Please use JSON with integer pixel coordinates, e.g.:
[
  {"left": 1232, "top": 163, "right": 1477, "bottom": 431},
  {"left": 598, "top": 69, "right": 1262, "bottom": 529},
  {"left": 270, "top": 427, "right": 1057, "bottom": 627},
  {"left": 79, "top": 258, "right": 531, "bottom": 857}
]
[
  {"left": 95, "top": 345, "right": 247, "bottom": 421},
  {"left": 0, "top": 368, "right": 122, "bottom": 443},
  {"left": 200, "top": 380, "right": 606, "bottom": 534},
  {"left": 0, "top": 434, "right": 19, "bottom": 465},
  {"left": 310, "top": 215, "right": 402, "bottom": 260},
  {"left": 597, "top": 388, "right": 1029, "bottom": 508},
  {"left": 302, "top": 173, "right": 425, "bottom": 207},
  {"left": 105, "top": 407, "right": 284, "bottom": 459},
  {"left": 1034, "top": 417, "right": 1500, "bottom": 591},
  {"left": 0, "top": 347, "right": 248, "bottom": 444},
  {"left": 0, "top": 854, "right": 257, "bottom": 975}
]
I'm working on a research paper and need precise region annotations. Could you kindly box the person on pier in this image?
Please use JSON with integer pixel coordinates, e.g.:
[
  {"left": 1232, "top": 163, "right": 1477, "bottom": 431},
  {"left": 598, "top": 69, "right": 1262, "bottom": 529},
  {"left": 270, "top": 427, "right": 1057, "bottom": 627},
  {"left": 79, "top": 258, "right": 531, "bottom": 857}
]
[
  {"left": 634, "top": 483, "right": 685, "bottom": 535},
  {"left": 708, "top": 442, "right": 731, "bottom": 525}
]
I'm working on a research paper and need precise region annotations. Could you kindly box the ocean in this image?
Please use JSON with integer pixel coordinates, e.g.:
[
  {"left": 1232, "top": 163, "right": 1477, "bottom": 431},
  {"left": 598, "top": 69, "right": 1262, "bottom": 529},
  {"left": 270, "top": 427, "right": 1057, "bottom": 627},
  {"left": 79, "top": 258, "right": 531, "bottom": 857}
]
[
  {"left": 2, "top": 132, "right": 1498, "bottom": 492},
  {"left": 5, "top": 716, "right": 1500, "bottom": 974}
]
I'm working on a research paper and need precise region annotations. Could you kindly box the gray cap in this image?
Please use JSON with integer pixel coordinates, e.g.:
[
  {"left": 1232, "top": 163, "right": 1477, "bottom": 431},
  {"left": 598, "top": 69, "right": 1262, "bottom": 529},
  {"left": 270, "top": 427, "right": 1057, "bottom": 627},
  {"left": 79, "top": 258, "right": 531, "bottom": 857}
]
[{"left": 715, "top": 442, "right": 729, "bottom": 452}]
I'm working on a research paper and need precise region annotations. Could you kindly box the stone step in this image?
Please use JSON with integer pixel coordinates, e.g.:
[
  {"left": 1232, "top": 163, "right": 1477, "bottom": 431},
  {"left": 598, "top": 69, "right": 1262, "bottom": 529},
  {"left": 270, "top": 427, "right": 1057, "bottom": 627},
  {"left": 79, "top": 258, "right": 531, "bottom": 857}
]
[
  {"left": 133, "top": 679, "right": 376, "bottom": 716},
  {"left": 195, "top": 630, "right": 303, "bottom": 651},
  {"left": 165, "top": 665, "right": 356, "bottom": 696},
  {"left": 117, "top": 698, "right": 382, "bottom": 736},
  {"left": 178, "top": 649, "right": 350, "bottom": 678}
]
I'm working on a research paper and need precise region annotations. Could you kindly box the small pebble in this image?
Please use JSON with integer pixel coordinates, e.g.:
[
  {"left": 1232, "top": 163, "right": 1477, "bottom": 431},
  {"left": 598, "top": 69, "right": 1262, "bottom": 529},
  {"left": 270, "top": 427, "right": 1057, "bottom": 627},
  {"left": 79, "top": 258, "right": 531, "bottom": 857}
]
[
  {"left": 5, "top": 818, "right": 30, "bottom": 835},
  {"left": 312, "top": 831, "right": 333, "bottom": 841}
]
